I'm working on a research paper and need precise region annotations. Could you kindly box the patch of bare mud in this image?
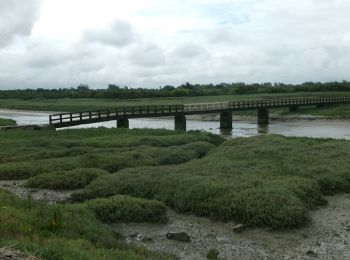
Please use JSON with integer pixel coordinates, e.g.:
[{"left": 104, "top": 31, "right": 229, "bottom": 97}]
[
  {"left": 1, "top": 180, "right": 349, "bottom": 259},
  {"left": 0, "top": 180, "right": 78, "bottom": 204},
  {"left": 115, "top": 194, "right": 350, "bottom": 260},
  {"left": 0, "top": 246, "right": 39, "bottom": 260}
]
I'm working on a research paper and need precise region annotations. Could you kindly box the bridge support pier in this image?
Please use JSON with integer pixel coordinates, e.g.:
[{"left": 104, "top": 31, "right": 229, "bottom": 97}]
[
  {"left": 220, "top": 110, "right": 233, "bottom": 129},
  {"left": 258, "top": 108, "right": 269, "bottom": 125},
  {"left": 117, "top": 118, "right": 129, "bottom": 129},
  {"left": 289, "top": 105, "right": 299, "bottom": 112},
  {"left": 175, "top": 114, "right": 186, "bottom": 131}
]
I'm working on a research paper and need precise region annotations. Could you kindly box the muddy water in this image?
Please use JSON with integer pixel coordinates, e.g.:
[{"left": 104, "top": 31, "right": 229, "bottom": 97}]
[{"left": 1, "top": 109, "right": 350, "bottom": 140}]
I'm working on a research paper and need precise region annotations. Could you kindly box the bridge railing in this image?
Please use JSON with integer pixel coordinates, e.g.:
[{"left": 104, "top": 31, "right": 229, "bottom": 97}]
[
  {"left": 183, "top": 102, "right": 229, "bottom": 112},
  {"left": 50, "top": 104, "right": 184, "bottom": 125},
  {"left": 228, "top": 96, "right": 350, "bottom": 110},
  {"left": 50, "top": 96, "right": 350, "bottom": 126}
]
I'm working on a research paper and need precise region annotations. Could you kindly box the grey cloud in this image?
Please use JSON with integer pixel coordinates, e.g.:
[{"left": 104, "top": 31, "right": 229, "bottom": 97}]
[
  {"left": 127, "top": 43, "right": 165, "bottom": 67},
  {"left": 0, "top": 0, "right": 41, "bottom": 47},
  {"left": 2, "top": 0, "right": 350, "bottom": 90},
  {"left": 25, "top": 42, "right": 94, "bottom": 69},
  {"left": 171, "top": 43, "right": 208, "bottom": 58},
  {"left": 82, "top": 20, "right": 136, "bottom": 47},
  {"left": 205, "top": 28, "right": 246, "bottom": 45}
]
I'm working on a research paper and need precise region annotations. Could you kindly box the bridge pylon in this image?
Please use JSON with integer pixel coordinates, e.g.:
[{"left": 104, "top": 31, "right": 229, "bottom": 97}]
[
  {"left": 220, "top": 110, "right": 233, "bottom": 129},
  {"left": 175, "top": 113, "right": 186, "bottom": 131},
  {"left": 117, "top": 118, "right": 129, "bottom": 129},
  {"left": 258, "top": 108, "right": 269, "bottom": 125}
]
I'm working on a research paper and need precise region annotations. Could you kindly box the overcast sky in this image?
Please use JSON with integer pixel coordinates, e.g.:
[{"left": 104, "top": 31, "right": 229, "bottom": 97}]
[{"left": 1, "top": 0, "right": 350, "bottom": 89}]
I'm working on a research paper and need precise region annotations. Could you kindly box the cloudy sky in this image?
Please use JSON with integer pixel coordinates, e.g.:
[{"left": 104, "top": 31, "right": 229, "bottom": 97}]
[{"left": 1, "top": 0, "right": 350, "bottom": 89}]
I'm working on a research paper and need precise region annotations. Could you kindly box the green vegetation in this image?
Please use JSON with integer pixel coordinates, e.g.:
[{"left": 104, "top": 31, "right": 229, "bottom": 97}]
[
  {"left": 24, "top": 168, "right": 108, "bottom": 190},
  {"left": 283, "top": 104, "right": 350, "bottom": 118},
  {"left": 1, "top": 125, "right": 350, "bottom": 248},
  {"left": 85, "top": 195, "right": 167, "bottom": 224},
  {"left": 0, "top": 118, "right": 16, "bottom": 126},
  {"left": 0, "top": 189, "right": 171, "bottom": 259},
  {"left": 0, "top": 128, "right": 219, "bottom": 183},
  {"left": 0, "top": 128, "right": 218, "bottom": 259},
  {"left": 207, "top": 249, "right": 220, "bottom": 260},
  {"left": 74, "top": 135, "right": 350, "bottom": 229}
]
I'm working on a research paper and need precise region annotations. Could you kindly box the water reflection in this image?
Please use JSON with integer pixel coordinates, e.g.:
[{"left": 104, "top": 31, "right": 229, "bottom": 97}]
[
  {"left": 258, "top": 124, "right": 269, "bottom": 134},
  {"left": 219, "top": 128, "right": 233, "bottom": 137}
]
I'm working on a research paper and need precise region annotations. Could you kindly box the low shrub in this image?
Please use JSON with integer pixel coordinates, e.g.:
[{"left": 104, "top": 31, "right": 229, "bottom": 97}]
[
  {"left": 0, "top": 118, "right": 16, "bottom": 126},
  {"left": 25, "top": 168, "right": 109, "bottom": 190},
  {"left": 0, "top": 188, "right": 171, "bottom": 260},
  {"left": 0, "top": 156, "right": 81, "bottom": 180},
  {"left": 73, "top": 135, "right": 350, "bottom": 229},
  {"left": 85, "top": 195, "right": 167, "bottom": 223}
]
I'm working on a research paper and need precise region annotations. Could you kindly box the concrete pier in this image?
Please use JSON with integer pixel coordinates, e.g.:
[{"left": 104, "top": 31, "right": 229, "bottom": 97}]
[
  {"left": 175, "top": 114, "right": 186, "bottom": 131},
  {"left": 258, "top": 108, "right": 269, "bottom": 125},
  {"left": 220, "top": 110, "right": 233, "bottom": 129},
  {"left": 117, "top": 118, "right": 129, "bottom": 128}
]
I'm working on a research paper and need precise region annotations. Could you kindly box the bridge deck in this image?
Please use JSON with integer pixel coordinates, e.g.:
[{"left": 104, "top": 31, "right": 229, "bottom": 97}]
[{"left": 50, "top": 96, "right": 350, "bottom": 128}]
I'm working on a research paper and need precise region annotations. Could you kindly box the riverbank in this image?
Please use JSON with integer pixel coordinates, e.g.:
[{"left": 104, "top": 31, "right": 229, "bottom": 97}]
[
  {"left": 0, "top": 128, "right": 350, "bottom": 259},
  {"left": 1, "top": 180, "right": 349, "bottom": 260}
]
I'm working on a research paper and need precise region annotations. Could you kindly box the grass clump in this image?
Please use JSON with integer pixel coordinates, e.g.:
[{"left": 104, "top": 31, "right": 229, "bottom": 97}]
[
  {"left": 0, "top": 188, "right": 171, "bottom": 260},
  {"left": 73, "top": 135, "right": 350, "bottom": 229},
  {"left": 0, "top": 156, "right": 81, "bottom": 180},
  {"left": 24, "top": 168, "right": 109, "bottom": 190},
  {"left": 0, "top": 118, "right": 16, "bottom": 126},
  {"left": 0, "top": 128, "right": 219, "bottom": 180},
  {"left": 85, "top": 195, "right": 167, "bottom": 224}
]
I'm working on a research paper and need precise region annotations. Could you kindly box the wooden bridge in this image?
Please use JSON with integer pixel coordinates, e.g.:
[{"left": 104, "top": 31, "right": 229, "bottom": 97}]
[{"left": 49, "top": 96, "right": 350, "bottom": 131}]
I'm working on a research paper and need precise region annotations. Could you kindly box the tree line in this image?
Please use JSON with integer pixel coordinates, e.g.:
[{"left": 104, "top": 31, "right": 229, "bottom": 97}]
[{"left": 1, "top": 81, "right": 350, "bottom": 100}]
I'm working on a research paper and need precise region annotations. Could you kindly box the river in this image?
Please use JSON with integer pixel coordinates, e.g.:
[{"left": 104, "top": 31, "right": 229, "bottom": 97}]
[{"left": 1, "top": 109, "right": 350, "bottom": 140}]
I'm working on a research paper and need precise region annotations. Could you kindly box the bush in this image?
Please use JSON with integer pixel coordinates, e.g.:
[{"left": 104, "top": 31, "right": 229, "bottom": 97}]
[
  {"left": 0, "top": 118, "right": 16, "bottom": 126},
  {"left": 0, "top": 156, "right": 81, "bottom": 180},
  {"left": 0, "top": 188, "right": 171, "bottom": 260},
  {"left": 25, "top": 168, "right": 109, "bottom": 190},
  {"left": 85, "top": 195, "right": 167, "bottom": 223},
  {"left": 73, "top": 135, "right": 350, "bottom": 229}
]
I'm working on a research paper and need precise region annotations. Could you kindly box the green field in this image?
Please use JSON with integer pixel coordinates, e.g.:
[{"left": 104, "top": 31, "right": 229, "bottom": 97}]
[
  {"left": 1, "top": 91, "right": 350, "bottom": 118},
  {"left": 0, "top": 118, "right": 16, "bottom": 126},
  {"left": 0, "top": 189, "right": 173, "bottom": 259},
  {"left": 74, "top": 134, "right": 350, "bottom": 229},
  {"left": 1, "top": 128, "right": 350, "bottom": 258},
  {"left": 0, "top": 128, "right": 222, "bottom": 259},
  {"left": 0, "top": 128, "right": 349, "bottom": 236}
]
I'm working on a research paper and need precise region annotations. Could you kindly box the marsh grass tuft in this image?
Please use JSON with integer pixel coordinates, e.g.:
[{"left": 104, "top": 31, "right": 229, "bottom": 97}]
[
  {"left": 0, "top": 188, "right": 171, "bottom": 259},
  {"left": 73, "top": 135, "right": 350, "bottom": 229},
  {"left": 85, "top": 195, "right": 167, "bottom": 224},
  {"left": 0, "top": 128, "right": 220, "bottom": 180},
  {"left": 24, "top": 168, "right": 109, "bottom": 190},
  {"left": 0, "top": 118, "right": 16, "bottom": 126}
]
